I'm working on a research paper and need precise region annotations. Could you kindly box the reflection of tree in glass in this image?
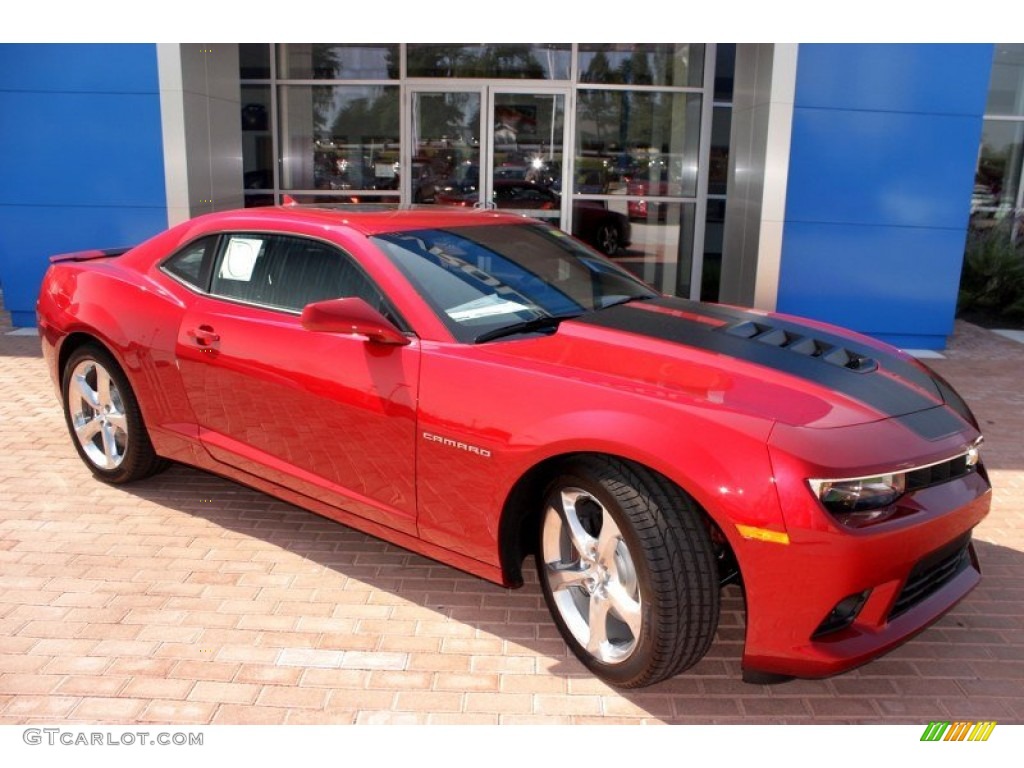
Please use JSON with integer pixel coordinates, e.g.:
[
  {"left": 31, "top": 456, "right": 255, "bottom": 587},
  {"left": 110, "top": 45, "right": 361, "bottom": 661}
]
[
  {"left": 417, "top": 94, "right": 479, "bottom": 146},
  {"left": 304, "top": 44, "right": 399, "bottom": 80},
  {"left": 329, "top": 90, "right": 399, "bottom": 140},
  {"left": 578, "top": 44, "right": 701, "bottom": 87},
  {"left": 579, "top": 54, "right": 614, "bottom": 148},
  {"left": 311, "top": 46, "right": 340, "bottom": 134},
  {"left": 406, "top": 44, "right": 545, "bottom": 79},
  {"left": 484, "top": 45, "right": 545, "bottom": 79},
  {"left": 406, "top": 44, "right": 464, "bottom": 78},
  {"left": 578, "top": 53, "right": 677, "bottom": 154},
  {"left": 581, "top": 50, "right": 612, "bottom": 83},
  {"left": 623, "top": 51, "right": 654, "bottom": 86},
  {"left": 304, "top": 87, "right": 401, "bottom": 190}
]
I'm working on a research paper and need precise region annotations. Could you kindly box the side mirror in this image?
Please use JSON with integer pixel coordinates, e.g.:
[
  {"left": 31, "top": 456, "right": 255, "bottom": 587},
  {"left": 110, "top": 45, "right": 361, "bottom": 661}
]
[{"left": 301, "top": 297, "right": 410, "bottom": 346}]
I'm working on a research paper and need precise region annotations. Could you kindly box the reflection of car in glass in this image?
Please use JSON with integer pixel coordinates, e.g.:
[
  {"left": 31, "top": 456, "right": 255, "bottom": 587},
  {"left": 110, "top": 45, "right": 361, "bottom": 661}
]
[
  {"left": 437, "top": 179, "right": 631, "bottom": 255},
  {"left": 621, "top": 157, "right": 691, "bottom": 221},
  {"left": 410, "top": 161, "right": 438, "bottom": 203},
  {"left": 313, "top": 156, "right": 371, "bottom": 191},
  {"left": 572, "top": 200, "right": 632, "bottom": 256},
  {"left": 38, "top": 206, "right": 991, "bottom": 688},
  {"left": 312, "top": 154, "right": 402, "bottom": 194},
  {"left": 969, "top": 183, "right": 999, "bottom": 217},
  {"left": 492, "top": 180, "right": 558, "bottom": 210},
  {"left": 627, "top": 179, "right": 675, "bottom": 221}
]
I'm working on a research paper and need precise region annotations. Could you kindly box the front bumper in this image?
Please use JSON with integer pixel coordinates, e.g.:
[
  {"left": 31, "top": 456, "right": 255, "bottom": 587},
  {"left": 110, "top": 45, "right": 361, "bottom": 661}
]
[{"left": 738, "top": 422, "right": 992, "bottom": 680}]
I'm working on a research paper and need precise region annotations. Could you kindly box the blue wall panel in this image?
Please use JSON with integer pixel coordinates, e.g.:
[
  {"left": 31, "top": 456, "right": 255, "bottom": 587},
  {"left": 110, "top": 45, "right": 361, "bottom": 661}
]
[
  {"left": 778, "top": 222, "right": 965, "bottom": 349},
  {"left": 778, "top": 44, "right": 993, "bottom": 350},
  {"left": 0, "top": 43, "right": 167, "bottom": 327},
  {"left": 785, "top": 109, "right": 983, "bottom": 230},
  {"left": 792, "top": 44, "right": 992, "bottom": 116},
  {"left": 0, "top": 207, "right": 173, "bottom": 328},
  {"left": 0, "top": 92, "right": 167, "bottom": 207},
  {"left": 0, "top": 44, "right": 163, "bottom": 93}
]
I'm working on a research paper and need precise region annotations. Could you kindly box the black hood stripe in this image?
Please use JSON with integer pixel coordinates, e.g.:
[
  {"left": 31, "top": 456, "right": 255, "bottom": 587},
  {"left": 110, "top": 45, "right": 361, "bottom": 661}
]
[
  {"left": 651, "top": 298, "right": 941, "bottom": 395},
  {"left": 574, "top": 298, "right": 948, "bottom": 424}
]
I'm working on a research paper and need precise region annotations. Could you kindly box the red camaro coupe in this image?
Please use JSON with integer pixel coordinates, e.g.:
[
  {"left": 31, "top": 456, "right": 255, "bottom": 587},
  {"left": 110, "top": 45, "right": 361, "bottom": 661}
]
[{"left": 36, "top": 206, "right": 991, "bottom": 688}]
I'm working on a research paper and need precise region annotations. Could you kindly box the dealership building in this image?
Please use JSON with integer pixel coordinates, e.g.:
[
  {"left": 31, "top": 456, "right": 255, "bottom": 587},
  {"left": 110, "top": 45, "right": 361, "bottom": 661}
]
[{"left": 1, "top": 43, "right": 1021, "bottom": 349}]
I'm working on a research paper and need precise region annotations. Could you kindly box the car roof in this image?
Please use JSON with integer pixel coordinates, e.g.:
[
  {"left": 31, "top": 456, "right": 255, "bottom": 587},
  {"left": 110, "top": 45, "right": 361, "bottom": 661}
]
[{"left": 191, "top": 205, "right": 533, "bottom": 238}]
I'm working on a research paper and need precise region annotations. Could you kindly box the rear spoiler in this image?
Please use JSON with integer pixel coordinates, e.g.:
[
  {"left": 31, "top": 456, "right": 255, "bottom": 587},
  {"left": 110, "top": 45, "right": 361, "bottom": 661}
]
[{"left": 50, "top": 247, "right": 132, "bottom": 264}]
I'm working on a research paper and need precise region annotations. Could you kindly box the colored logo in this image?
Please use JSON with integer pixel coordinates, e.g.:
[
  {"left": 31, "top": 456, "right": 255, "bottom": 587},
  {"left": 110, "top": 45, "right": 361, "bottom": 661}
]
[{"left": 921, "top": 721, "right": 997, "bottom": 742}]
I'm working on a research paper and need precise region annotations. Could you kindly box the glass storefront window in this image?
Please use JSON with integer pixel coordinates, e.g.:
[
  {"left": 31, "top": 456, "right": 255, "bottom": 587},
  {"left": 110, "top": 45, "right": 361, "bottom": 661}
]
[
  {"left": 611, "top": 203, "right": 696, "bottom": 296},
  {"left": 985, "top": 44, "right": 1024, "bottom": 116},
  {"left": 974, "top": 45, "right": 1024, "bottom": 242},
  {"left": 278, "top": 85, "right": 400, "bottom": 193},
  {"left": 974, "top": 119, "right": 1024, "bottom": 218},
  {"left": 239, "top": 44, "right": 271, "bottom": 79},
  {"left": 407, "top": 44, "right": 571, "bottom": 80},
  {"left": 701, "top": 199, "right": 726, "bottom": 302},
  {"left": 575, "top": 90, "right": 702, "bottom": 198},
  {"left": 489, "top": 93, "right": 566, "bottom": 226},
  {"left": 241, "top": 85, "right": 273, "bottom": 196},
  {"left": 708, "top": 106, "right": 731, "bottom": 197},
  {"left": 412, "top": 91, "right": 482, "bottom": 204},
  {"left": 578, "top": 44, "right": 704, "bottom": 88},
  {"left": 713, "top": 44, "right": 735, "bottom": 102},
  {"left": 278, "top": 44, "right": 399, "bottom": 80},
  {"left": 282, "top": 193, "right": 401, "bottom": 206}
]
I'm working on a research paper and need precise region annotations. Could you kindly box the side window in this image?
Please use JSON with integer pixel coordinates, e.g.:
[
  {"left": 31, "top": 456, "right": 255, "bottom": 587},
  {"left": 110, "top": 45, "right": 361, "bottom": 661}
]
[
  {"left": 210, "top": 235, "right": 271, "bottom": 303},
  {"left": 161, "top": 235, "right": 218, "bottom": 290},
  {"left": 262, "top": 236, "right": 378, "bottom": 313},
  {"left": 208, "top": 233, "right": 405, "bottom": 328}
]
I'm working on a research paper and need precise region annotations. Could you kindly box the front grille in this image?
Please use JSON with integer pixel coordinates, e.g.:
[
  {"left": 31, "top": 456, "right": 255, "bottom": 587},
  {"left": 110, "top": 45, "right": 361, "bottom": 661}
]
[
  {"left": 889, "top": 533, "right": 973, "bottom": 620},
  {"left": 905, "top": 454, "right": 975, "bottom": 492}
]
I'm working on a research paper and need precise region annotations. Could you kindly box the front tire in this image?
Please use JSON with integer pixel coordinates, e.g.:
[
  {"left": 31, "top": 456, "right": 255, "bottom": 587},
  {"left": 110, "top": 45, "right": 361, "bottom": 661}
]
[
  {"left": 61, "top": 344, "right": 166, "bottom": 484},
  {"left": 536, "top": 456, "right": 720, "bottom": 688}
]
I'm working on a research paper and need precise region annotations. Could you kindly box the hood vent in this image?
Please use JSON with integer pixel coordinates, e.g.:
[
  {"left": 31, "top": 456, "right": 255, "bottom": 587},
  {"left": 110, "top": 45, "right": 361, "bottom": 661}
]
[{"left": 722, "top": 321, "right": 878, "bottom": 374}]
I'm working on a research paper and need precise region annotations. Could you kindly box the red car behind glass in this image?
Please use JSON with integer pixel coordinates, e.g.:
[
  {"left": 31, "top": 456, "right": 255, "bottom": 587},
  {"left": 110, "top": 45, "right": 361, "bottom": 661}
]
[{"left": 36, "top": 206, "right": 991, "bottom": 688}]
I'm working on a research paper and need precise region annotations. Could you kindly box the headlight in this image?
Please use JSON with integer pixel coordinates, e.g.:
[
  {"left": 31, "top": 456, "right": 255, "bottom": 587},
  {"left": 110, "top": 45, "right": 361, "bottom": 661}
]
[
  {"left": 808, "top": 474, "right": 906, "bottom": 528},
  {"left": 806, "top": 442, "right": 983, "bottom": 532},
  {"left": 808, "top": 440, "right": 983, "bottom": 529}
]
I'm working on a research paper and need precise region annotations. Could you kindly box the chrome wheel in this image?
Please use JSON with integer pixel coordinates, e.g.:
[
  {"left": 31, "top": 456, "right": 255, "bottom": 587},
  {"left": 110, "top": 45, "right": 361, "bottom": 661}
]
[
  {"left": 536, "top": 457, "right": 720, "bottom": 688},
  {"left": 541, "top": 486, "right": 642, "bottom": 664},
  {"left": 595, "top": 224, "right": 620, "bottom": 255},
  {"left": 68, "top": 358, "right": 129, "bottom": 470}
]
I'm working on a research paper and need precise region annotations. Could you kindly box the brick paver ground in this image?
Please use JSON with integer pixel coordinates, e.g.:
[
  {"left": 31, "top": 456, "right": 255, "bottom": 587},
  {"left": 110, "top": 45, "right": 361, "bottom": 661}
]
[{"left": 1, "top": 307, "right": 1021, "bottom": 724}]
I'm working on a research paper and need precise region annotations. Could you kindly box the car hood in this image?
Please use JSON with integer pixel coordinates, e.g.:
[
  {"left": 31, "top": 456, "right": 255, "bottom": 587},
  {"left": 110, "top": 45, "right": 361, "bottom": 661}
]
[{"left": 480, "top": 297, "right": 974, "bottom": 432}]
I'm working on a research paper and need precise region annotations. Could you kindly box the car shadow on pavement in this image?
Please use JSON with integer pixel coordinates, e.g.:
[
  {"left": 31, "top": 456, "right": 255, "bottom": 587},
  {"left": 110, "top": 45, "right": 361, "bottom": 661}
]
[{"left": 114, "top": 461, "right": 1024, "bottom": 723}]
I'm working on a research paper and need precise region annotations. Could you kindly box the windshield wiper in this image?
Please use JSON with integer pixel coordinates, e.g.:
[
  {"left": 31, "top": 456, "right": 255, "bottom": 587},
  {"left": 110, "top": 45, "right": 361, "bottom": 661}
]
[{"left": 473, "top": 313, "right": 579, "bottom": 344}]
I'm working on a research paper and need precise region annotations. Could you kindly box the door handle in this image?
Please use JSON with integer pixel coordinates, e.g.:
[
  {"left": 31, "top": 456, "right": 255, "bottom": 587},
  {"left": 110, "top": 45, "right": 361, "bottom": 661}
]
[{"left": 188, "top": 325, "right": 220, "bottom": 347}]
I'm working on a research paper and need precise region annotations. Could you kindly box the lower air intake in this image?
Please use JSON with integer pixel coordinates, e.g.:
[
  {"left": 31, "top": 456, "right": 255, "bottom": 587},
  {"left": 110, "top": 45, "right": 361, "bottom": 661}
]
[{"left": 889, "top": 533, "right": 973, "bottom": 620}]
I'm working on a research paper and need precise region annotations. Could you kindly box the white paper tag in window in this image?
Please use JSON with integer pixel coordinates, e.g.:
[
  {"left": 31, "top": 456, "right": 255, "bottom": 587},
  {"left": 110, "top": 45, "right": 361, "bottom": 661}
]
[
  {"left": 447, "top": 295, "right": 531, "bottom": 321},
  {"left": 219, "top": 237, "right": 264, "bottom": 281}
]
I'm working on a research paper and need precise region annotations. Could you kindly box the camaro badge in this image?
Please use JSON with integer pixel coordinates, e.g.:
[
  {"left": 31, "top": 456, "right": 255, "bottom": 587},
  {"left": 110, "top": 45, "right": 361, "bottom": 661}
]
[{"left": 422, "top": 431, "right": 492, "bottom": 458}]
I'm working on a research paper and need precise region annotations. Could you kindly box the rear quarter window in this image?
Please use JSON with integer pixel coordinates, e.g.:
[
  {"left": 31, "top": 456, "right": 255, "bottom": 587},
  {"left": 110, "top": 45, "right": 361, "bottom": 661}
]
[{"left": 161, "top": 236, "right": 218, "bottom": 290}]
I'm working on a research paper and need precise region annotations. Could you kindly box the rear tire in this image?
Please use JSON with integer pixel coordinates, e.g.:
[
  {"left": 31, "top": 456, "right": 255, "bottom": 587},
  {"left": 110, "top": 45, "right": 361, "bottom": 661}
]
[
  {"left": 536, "top": 456, "right": 719, "bottom": 688},
  {"left": 61, "top": 344, "right": 167, "bottom": 484}
]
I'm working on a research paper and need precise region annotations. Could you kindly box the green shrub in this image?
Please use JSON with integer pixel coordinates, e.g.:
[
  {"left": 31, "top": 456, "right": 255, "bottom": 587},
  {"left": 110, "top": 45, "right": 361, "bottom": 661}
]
[{"left": 958, "top": 219, "right": 1024, "bottom": 321}]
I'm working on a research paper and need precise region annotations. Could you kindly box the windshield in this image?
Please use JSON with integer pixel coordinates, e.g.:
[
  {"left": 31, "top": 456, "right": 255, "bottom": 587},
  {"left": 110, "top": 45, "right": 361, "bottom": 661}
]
[{"left": 371, "top": 222, "right": 657, "bottom": 343}]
